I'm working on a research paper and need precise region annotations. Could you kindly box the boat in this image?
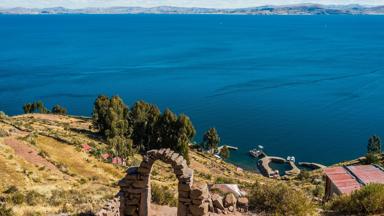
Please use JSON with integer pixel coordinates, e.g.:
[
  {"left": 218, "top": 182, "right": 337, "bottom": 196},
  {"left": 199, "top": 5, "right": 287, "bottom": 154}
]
[
  {"left": 249, "top": 148, "right": 264, "bottom": 158},
  {"left": 287, "top": 156, "right": 295, "bottom": 162}
]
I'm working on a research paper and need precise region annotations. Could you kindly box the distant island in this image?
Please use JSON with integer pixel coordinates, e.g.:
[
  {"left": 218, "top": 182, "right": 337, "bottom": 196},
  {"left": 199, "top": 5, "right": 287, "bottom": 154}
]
[{"left": 1, "top": 4, "right": 384, "bottom": 15}]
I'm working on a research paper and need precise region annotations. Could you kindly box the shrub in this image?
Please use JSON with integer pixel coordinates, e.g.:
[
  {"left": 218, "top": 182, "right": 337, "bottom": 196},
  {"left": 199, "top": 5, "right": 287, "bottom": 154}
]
[
  {"left": 38, "top": 150, "right": 49, "bottom": 158},
  {"left": 10, "top": 191, "right": 25, "bottom": 204},
  {"left": 0, "top": 204, "right": 13, "bottom": 216},
  {"left": 3, "top": 186, "right": 18, "bottom": 194},
  {"left": 364, "top": 153, "right": 380, "bottom": 165},
  {"left": 249, "top": 182, "right": 315, "bottom": 216},
  {"left": 0, "top": 111, "right": 7, "bottom": 119},
  {"left": 312, "top": 185, "right": 325, "bottom": 198},
  {"left": 326, "top": 183, "right": 384, "bottom": 215},
  {"left": 296, "top": 170, "right": 311, "bottom": 181},
  {"left": 51, "top": 104, "right": 67, "bottom": 115},
  {"left": 215, "top": 176, "right": 236, "bottom": 184},
  {"left": 22, "top": 211, "right": 42, "bottom": 216},
  {"left": 151, "top": 183, "right": 177, "bottom": 207},
  {"left": 0, "top": 128, "right": 9, "bottom": 137},
  {"left": 25, "top": 190, "right": 45, "bottom": 206}
]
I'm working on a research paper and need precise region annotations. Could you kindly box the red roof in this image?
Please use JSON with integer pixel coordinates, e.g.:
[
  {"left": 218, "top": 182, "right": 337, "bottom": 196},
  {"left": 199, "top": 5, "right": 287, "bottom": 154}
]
[
  {"left": 347, "top": 165, "right": 384, "bottom": 184},
  {"left": 82, "top": 144, "right": 92, "bottom": 152},
  {"left": 324, "top": 165, "right": 384, "bottom": 195},
  {"left": 324, "top": 166, "right": 362, "bottom": 194}
]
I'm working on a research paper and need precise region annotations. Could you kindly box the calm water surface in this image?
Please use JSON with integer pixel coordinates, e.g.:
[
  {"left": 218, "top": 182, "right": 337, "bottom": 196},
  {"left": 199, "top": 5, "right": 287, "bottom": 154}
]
[{"left": 1, "top": 15, "right": 384, "bottom": 169}]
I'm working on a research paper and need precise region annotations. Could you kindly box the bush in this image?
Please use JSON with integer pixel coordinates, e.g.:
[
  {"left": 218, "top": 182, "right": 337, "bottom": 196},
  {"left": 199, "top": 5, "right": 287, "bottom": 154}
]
[
  {"left": 296, "top": 170, "right": 311, "bottom": 181},
  {"left": 25, "top": 190, "right": 45, "bottom": 206},
  {"left": 151, "top": 183, "right": 177, "bottom": 207},
  {"left": 326, "top": 183, "right": 384, "bottom": 215},
  {"left": 0, "top": 204, "right": 13, "bottom": 216},
  {"left": 51, "top": 105, "right": 67, "bottom": 115},
  {"left": 249, "top": 182, "right": 315, "bottom": 216},
  {"left": 3, "top": 186, "right": 18, "bottom": 194},
  {"left": 0, "top": 128, "right": 9, "bottom": 137},
  {"left": 364, "top": 153, "right": 380, "bottom": 165},
  {"left": 10, "top": 191, "right": 25, "bottom": 204},
  {"left": 215, "top": 176, "right": 236, "bottom": 184},
  {"left": 0, "top": 111, "right": 7, "bottom": 119}
]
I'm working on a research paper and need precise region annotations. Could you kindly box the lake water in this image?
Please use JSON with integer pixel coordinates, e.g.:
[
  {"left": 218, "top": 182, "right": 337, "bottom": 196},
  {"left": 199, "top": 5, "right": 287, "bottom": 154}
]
[{"left": 1, "top": 15, "right": 384, "bottom": 169}]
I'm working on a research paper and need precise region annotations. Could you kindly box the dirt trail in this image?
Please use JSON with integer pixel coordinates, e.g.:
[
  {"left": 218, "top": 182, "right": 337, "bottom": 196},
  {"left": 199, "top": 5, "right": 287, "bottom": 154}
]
[{"left": 4, "top": 137, "right": 59, "bottom": 172}]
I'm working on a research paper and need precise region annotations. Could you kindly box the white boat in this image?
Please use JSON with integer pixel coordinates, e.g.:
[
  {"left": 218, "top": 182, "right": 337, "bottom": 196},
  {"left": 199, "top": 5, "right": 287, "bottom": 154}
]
[{"left": 287, "top": 156, "right": 295, "bottom": 162}]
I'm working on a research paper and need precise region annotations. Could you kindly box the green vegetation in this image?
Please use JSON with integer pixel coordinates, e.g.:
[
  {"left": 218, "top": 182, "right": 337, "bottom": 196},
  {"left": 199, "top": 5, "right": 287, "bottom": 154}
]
[
  {"left": 22, "top": 101, "right": 49, "bottom": 114},
  {"left": 51, "top": 105, "right": 67, "bottom": 115},
  {"left": 326, "top": 183, "right": 384, "bottom": 215},
  {"left": 367, "top": 135, "right": 381, "bottom": 154},
  {"left": 151, "top": 183, "right": 177, "bottom": 207},
  {"left": 92, "top": 95, "right": 195, "bottom": 162},
  {"left": 22, "top": 101, "right": 67, "bottom": 115},
  {"left": 249, "top": 181, "right": 316, "bottom": 216},
  {"left": 219, "top": 146, "right": 230, "bottom": 159},
  {"left": 0, "top": 204, "right": 13, "bottom": 216},
  {"left": 202, "top": 127, "right": 220, "bottom": 153},
  {"left": 364, "top": 153, "right": 380, "bottom": 165}
]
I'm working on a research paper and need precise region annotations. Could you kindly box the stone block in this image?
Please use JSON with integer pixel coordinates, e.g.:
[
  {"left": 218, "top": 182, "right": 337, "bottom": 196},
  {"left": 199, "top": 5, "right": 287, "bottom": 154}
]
[
  {"left": 224, "top": 193, "right": 236, "bottom": 207},
  {"left": 212, "top": 194, "right": 224, "bottom": 210},
  {"left": 189, "top": 203, "right": 208, "bottom": 216}
]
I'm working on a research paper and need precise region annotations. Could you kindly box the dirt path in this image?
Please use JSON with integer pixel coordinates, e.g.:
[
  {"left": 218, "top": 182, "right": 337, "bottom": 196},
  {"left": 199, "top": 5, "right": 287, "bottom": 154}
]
[
  {"left": 149, "top": 204, "right": 253, "bottom": 216},
  {"left": 4, "top": 137, "right": 59, "bottom": 172}
]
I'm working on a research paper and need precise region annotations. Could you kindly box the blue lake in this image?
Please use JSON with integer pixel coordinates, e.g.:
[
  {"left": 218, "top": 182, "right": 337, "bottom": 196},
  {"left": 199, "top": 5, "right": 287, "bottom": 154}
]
[{"left": 1, "top": 15, "right": 384, "bottom": 169}]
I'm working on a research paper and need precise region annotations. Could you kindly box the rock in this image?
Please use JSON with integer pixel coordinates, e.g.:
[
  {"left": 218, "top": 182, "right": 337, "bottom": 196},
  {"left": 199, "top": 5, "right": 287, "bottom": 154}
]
[
  {"left": 211, "top": 194, "right": 224, "bottom": 210},
  {"left": 178, "top": 203, "right": 188, "bottom": 216},
  {"left": 189, "top": 203, "right": 208, "bottom": 216},
  {"left": 214, "top": 208, "right": 222, "bottom": 214},
  {"left": 228, "top": 206, "right": 234, "bottom": 212},
  {"left": 190, "top": 183, "right": 209, "bottom": 199},
  {"left": 224, "top": 193, "right": 237, "bottom": 207},
  {"left": 237, "top": 197, "right": 249, "bottom": 211}
]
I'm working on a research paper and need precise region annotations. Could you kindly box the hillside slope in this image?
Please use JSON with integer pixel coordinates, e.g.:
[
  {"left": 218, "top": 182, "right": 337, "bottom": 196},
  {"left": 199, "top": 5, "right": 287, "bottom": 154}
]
[{"left": 0, "top": 113, "right": 277, "bottom": 215}]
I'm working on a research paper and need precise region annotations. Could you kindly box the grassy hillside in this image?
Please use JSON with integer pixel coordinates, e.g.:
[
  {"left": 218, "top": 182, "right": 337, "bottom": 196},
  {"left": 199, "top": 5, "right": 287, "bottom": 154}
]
[{"left": 0, "top": 113, "right": 322, "bottom": 215}]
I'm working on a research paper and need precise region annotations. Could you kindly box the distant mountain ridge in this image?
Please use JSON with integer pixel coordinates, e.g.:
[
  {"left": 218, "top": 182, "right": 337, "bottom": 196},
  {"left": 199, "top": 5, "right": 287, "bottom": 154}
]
[{"left": 1, "top": 4, "right": 384, "bottom": 15}]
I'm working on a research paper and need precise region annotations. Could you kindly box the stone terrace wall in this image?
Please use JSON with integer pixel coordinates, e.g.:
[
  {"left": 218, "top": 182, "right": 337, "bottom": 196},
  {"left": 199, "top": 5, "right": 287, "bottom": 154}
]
[{"left": 118, "top": 148, "right": 210, "bottom": 216}]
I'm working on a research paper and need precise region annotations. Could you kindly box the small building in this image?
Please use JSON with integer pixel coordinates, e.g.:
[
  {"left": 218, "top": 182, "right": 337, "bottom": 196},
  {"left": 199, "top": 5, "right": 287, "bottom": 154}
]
[{"left": 324, "top": 165, "right": 384, "bottom": 199}]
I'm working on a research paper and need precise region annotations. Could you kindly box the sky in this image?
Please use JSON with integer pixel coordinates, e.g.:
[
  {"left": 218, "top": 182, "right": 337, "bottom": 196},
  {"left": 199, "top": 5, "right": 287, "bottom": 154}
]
[{"left": 0, "top": 0, "right": 384, "bottom": 9}]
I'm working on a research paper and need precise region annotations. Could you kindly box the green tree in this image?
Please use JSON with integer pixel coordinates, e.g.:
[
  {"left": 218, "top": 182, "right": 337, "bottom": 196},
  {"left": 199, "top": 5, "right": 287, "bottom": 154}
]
[
  {"left": 92, "top": 95, "right": 133, "bottom": 159},
  {"left": 219, "top": 146, "right": 230, "bottom": 159},
  {"left": 153, "top": 109, "right": 195, "bottom": 162},
  {"left": 22, "top": 100, "right": 49, "bottom": 114},
  {"left": 130, "top": 101, "right": 161, "bottom": 152},
  {"left": 107, "top": 136, "right": 133, "bottom": 159},
  {"left": 22, "top": 103, "right": 33, "bottom": 113},
  {"left": 202, "top": 128, "right": 220, "bottom": 153},
  {"left": 51, "top": 104, "right": 67, "bottom": 115},
  {"left": 104, "top": 96, "right": 131, "bottom": 138},
  {"left": 92, "top": 95, "right": 111, "bottom": 134},
  {"left": 368, "top": 135, "right": 381, "bottom": 154}
]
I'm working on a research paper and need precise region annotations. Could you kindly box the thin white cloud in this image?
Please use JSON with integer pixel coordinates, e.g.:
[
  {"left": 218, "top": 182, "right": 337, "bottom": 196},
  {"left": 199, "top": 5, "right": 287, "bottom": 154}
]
[{"left": 0, "top": 0, "right": 383, "bottom": 9}]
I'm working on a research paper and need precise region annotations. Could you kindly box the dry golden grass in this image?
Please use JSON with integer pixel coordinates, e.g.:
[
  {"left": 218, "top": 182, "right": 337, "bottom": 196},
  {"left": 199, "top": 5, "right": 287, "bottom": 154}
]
[{"left": 35, "top": 136, "right": 123, "bottom": 183}]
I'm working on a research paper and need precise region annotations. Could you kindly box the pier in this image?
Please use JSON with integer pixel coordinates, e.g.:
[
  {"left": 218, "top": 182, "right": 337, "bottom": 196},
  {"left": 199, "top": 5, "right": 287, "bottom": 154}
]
[
  {"left": 217, "top": 145, "right": 238, "bottom": 151},
  {"left": 257, "top": 154, "right": 301, "bottom": 178}
]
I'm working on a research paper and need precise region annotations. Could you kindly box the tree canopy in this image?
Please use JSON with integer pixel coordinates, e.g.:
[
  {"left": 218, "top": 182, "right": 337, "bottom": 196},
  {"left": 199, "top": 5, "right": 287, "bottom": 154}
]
[
  {"left": 23, "top": 101, "right": 67, "bottom": 115},
  {"left": 22, "top": 101, "right": 49, "bottom": 114},
  {"left": 202, "top": 127, "right": 220, "bottom": 153},
  {"left": 51, "top": 104, "right": 67, "bottom": 115},
  {"left": 91, "top": 96, "right": 196, "bottom": 162},
  {"left": 367, "top": 135, "right": 381, "bottom": 154}
]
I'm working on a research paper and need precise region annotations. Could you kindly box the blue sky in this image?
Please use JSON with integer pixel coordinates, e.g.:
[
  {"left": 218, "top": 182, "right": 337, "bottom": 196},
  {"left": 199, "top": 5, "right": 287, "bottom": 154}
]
[{"left": 1, "top": 0, "right": 383, "bottom": 9}]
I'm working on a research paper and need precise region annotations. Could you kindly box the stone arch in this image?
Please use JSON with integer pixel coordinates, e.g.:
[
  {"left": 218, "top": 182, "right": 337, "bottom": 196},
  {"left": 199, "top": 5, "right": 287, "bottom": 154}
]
[{"left": 118, "top": 148, "right": 209, "bottom": 216}]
